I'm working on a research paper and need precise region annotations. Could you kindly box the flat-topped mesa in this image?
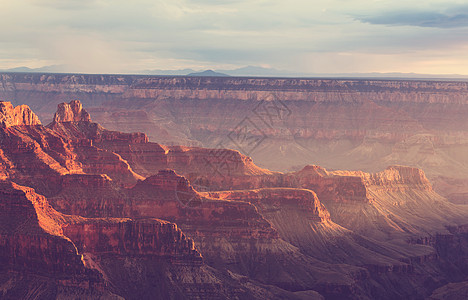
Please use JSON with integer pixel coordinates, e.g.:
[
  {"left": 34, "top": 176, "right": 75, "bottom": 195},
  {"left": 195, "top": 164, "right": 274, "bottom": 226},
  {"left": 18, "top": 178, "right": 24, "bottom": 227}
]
[
  {"left": 291, "top": 165, "right": 433, "bottom": 204},
  {"left": 368, "top": 165, "right": 432, "bottom": 189},
  {"left": 127, "top": 77, "right": 468, "bottom": 104},
  {"left": 0, "top": 101, "right": 41, "bottom": 127},
  {"left": 132, "top": 169, "right": 205, "bottom": 207},
  {"left": 331, "top": 165, "right": 433, "bottom": 190},
  {"left": 293, "top": 165, "right": 370, "bottom": 203},
  {"left": 97, "top": 142, "right": 272, "bottom": 184},
  {"left": 166, "top": 145, "right": 273, "bottom": 176},
  {"left": 53, "top": 100, "right": 91, "bottom": 123},
  {"left": 205, "top": 188, "right": 331, "bottom": 223},
  {"left": 291, "top": 165, "right": 462, "bottom": 240},
  {"left": 140, "top": 169, "right": 189, "bottom": 191},
  {"left": 2, "top": 73, "right": 468, "bottom": 104}
]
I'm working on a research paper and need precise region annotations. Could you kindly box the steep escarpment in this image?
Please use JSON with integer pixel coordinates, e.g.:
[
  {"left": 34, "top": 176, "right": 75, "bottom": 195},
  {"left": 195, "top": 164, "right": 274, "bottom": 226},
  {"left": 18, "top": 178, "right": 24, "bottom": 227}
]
[
  {"left": 0, "top": 180, "right": 114, "bottom": 298},
  {"left": 64, "top": 218, "right": 201, "bottom": 260},
  {"left": 291, "top": 165, "right": 468, "bottom": 241},
  {"left": 205, "top": 188, "right": 434, "bottom": 269},
  {"left": 1, "top": 179, "right": 301, "bottom": 300},
  {"left": 0, "top": 123, "right": 78, "bottom": 193},
  {"left": 0, "top": 181, "right": 83, "bottom": 272},
  {"left": 50, "top": 169, "right": 363, "bottom": 296},
  {"left": 6, "top": 102, "right": 322, "bottom": 289},
  {"left": 48, "top": 162, "right": 459, "bottom": 299},
  {"left": 202, "top": 185, "right": 466, "bottom": 299},
  {"left": 0, "top": 101, "right": 41, "bottom": 127},
  {"left": 44, "top": 101, "right": 468, "bottom": 244}
]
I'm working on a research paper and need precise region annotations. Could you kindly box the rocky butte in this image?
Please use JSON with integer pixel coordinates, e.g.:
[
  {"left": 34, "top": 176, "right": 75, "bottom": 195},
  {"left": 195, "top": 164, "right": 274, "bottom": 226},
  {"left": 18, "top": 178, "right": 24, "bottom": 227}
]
[{"left": 1, "top": 99, "right": 468, "bottom": 299}]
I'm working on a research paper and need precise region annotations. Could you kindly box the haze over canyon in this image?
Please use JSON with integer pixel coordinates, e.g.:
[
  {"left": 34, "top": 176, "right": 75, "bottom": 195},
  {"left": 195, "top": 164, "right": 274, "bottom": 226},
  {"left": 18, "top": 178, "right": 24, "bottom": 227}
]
[
  {"left": 0, "top": 72, "right": 467, "bottom": 299},
  {"left": 1, "top": 72, "right": 467, "bottom": 203}
]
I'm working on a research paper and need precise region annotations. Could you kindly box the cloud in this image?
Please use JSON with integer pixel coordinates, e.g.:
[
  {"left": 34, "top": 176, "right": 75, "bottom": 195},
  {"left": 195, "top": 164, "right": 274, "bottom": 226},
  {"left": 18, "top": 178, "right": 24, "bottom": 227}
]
[
  {"left": 32, "top": 0, "right": 99, "bottom": 10},
  {"left": 1, "top": 0, "right": 468, "bottom": 74},
  {"left": 356, "top": 7, "right": 468, "bottom": 28}
]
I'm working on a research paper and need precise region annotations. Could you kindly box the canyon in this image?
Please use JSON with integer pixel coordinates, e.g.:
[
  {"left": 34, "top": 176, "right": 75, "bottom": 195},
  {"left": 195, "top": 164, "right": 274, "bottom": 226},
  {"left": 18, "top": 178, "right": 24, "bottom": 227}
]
[
  {"left": 0, "top": 73, "right": 467, "bottom": 204},
  {"left": 0, "top": 73, "right": 467, "bottom": 299}
]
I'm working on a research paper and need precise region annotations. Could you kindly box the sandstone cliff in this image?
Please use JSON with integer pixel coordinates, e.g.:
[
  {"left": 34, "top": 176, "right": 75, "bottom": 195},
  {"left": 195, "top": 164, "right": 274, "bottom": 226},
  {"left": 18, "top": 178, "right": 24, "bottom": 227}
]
[
  {"left": 0, "top": 101, "right": 144, "bottom": 193},
  {"left": 53, "top": 99, "right": 91, "bottom": 123},
  {"left": 205, "top": 188, "right": 435, "bottom": 270},
  {"left": 290, "top": 165, "right": 468, "bottom": 241},
  {"left": 1, "top": 179, "right": 303, "bottom": 299},
  {"left": 0, "top": 101, "right": 41, "bottom": 127},
  {"left": 0, "top": 180, "right": 114, "bottom": 298}
]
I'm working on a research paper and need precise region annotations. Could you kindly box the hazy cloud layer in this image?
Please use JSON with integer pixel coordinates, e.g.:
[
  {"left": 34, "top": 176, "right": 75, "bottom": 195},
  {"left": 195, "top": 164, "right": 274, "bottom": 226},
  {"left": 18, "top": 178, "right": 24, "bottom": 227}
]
[
  {"left": 1, "top": 0, "right": 467, "bottom": 74},
  {"left": 357, "top": 6, "right": 468, "bottom": 28}
]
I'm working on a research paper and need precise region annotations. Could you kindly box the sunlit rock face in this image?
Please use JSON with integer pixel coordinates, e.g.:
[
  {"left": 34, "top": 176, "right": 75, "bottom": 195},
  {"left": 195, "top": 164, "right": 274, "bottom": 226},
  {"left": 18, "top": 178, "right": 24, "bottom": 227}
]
[
  {"left": 0, "top": 167, "right": 295, "bottom": 299},
  {"left": 53, "top": 99, "right": 91, "bottom": 123},
  {"left": 0, "top": 101, "right": 41, "bottom": 127}
]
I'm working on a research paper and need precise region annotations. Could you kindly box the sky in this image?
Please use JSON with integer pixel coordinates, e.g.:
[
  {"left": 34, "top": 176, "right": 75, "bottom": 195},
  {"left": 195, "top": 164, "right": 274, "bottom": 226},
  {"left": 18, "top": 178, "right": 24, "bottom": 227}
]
[{"left": 1, "top": 0, "right": 468, "bottom": 75}]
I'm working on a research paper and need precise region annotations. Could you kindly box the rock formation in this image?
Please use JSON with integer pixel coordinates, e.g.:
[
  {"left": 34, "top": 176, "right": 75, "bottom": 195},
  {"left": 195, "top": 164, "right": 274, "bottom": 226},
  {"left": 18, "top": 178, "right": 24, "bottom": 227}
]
[
  {"left": 0, "top": 101, "right": 41, "bottom": 127},
  {"left": 1, "top": 99, "right": 468, "bottom": 299},
  {"left": 0, "top": 177, "right": 303, "bottom": 299},
  {"left": 53, "top": 99, "right": 91, "bottom": 123},
  {"left": 2, "top": 72, "right": 466, "bottom": 203}
]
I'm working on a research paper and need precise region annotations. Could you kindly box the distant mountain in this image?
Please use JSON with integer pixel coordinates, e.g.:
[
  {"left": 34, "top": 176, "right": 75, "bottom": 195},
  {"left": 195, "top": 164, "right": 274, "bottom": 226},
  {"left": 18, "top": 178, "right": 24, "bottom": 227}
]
[
  {"left": 136, "top": 66, "right": 285, "bottom": 77},
  {"left": 138, "top": 68, "right": 196, "bottom": 76},
  {"left": 307, "top": 72, "right": 468, "bottom": 80},
  {"left": 0, "top": 65, "right": 65, "bottom": 73},
  {"left": 187, "top": 70, "right": 229, "bottom": 77},
  {"left": 1, "top": 65, "right": 467, "bottom": 80},
  {"left": 2, "top": 67, "right": 35, "bottom": 72}
]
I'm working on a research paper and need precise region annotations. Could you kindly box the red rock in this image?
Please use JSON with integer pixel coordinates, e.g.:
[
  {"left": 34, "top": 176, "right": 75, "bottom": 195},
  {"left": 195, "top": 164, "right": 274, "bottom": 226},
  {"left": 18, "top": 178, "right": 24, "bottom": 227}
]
[
  {"left": 50, "top": 169, "right": 368, "bottom": 294},
  {"left": 0, "top": 101, "right": 41, "bottom": 127},
  {"left": 0, "top": 180, "right": 94, "bottom": 278},
  {"left": 0, "top": 101, "right": 144, "bottom": 192},
  {"left": 1, "top": 98, "right": 467, "bottom": 299},
  {"left": 63, "top": 218, "right": 201, "bottom": 261},
  {"left": 2, "top": 180, "right": 291, "bottom": 299},
  {"left": 53, "top": 100, "right": 91, "bottom": 123}
]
